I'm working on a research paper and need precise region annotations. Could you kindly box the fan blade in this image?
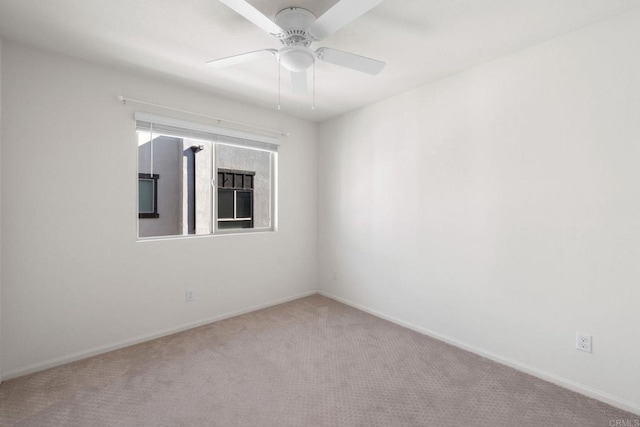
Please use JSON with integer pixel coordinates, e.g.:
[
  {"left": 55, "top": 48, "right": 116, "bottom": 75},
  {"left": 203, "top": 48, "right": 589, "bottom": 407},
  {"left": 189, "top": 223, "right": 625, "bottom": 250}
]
[
  {"left": 291, "top": 71, "right": 308, "bottom": 94},
  {"left": 207, "top": 49, "right": 277, "bottom": 68},
  {"left": 308, "top": 0, "right": 383, "bottom": 40},
  {"left": 219, "top": 0, "right": 284, "bottom": 36},
  {"left": 316, "top": 48, "right": 385, "bottom": 75}
]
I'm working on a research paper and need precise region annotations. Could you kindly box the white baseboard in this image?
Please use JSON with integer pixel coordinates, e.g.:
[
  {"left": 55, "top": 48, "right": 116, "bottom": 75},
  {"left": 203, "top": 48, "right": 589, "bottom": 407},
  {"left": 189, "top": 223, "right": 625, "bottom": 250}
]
[
  {"left": 2, "top": 290, "right": 319, "bottom": 381},
  {"left": 318, "top": 290, "right": 640, "bottom": 416}
]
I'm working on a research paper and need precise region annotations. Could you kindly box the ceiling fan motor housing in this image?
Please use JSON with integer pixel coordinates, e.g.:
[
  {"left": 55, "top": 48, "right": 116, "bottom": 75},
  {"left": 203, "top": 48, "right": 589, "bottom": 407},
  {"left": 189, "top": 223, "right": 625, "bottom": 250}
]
[{"left": 275, "top": 7, "right": 316, "bottom": 47}]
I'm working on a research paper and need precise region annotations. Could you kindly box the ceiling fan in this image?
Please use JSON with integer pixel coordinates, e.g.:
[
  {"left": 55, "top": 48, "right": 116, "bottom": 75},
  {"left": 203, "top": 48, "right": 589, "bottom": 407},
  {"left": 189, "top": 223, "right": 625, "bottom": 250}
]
[{"left": 208, "top": 0, "right": 385, "bottom": 95}]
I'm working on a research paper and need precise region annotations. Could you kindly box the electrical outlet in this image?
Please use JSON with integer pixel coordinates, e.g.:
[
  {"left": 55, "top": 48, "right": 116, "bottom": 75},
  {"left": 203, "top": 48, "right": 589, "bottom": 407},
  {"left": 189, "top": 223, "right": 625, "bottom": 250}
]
[
  {"left": 576, "top": 333, "right": 592, "bottom": 353},
  {"left": 186, "top": 289, "right": 195, "bottom": 302}
]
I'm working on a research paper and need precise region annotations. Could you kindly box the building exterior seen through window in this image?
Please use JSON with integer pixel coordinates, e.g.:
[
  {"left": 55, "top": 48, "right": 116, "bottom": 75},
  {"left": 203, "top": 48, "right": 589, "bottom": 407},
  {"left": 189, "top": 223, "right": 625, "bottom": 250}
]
[{"left": 137, "top": 130, "right": 274, "bottom": 238}]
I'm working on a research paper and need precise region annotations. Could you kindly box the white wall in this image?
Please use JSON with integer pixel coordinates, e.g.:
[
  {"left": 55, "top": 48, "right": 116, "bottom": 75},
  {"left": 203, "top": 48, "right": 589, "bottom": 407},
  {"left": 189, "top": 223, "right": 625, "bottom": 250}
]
[
  {"left": 318, "top": 9, "right": 640, "bottom": 413},
  {"left": 0, "top": 42, "right": 318, "bottom": 377}
]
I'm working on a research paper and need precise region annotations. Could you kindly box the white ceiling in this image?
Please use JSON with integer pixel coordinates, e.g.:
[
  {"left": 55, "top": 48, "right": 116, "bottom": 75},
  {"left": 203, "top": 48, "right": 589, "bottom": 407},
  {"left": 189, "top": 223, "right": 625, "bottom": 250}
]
[{"left": 1, "top": 0, "right": 639, "bottom": 122}]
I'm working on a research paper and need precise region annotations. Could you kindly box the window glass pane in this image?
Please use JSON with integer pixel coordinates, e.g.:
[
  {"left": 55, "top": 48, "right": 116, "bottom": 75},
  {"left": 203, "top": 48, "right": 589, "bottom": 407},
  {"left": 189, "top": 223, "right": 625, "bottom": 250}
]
[
  {"left": 136, "top": 122, "right": 276, "bottom": 239},
  {"left": 223, "top": 173, "right": 233, "bottom": 188},
  {"left": 218, "top": 189, "right": 234, "bottom": 219},
  {"left": 139, "top": 179, "right": 154, "bottom": 212},
  {"left": 216, "top": 145, "right": 271, "bottom": 229},
  {"left": 138, "top": 131, "right": 212, "bottom": 238},
  {"left": 236, "top": 191, "right": 252, "bottom": 218}
]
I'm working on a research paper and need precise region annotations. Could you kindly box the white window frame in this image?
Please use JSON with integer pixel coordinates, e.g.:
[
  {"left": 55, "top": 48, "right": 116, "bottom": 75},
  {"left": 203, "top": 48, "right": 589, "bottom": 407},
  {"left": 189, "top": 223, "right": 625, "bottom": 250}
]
[{"left": 135, "top": 112, "right": 279, "bottom": 239}]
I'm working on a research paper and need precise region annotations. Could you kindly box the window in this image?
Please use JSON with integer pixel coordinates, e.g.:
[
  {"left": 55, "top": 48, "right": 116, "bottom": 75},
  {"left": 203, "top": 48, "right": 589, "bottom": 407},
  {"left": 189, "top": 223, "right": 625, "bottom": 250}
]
[
  {"left": 138, "top": 173, "right": 159, "bottom": 218},
  {"left": 136, "top": 113, "right": 278, "bottom": 239},
  {"left": 217, "top": 169, "right": 254, "bottom": 229}
]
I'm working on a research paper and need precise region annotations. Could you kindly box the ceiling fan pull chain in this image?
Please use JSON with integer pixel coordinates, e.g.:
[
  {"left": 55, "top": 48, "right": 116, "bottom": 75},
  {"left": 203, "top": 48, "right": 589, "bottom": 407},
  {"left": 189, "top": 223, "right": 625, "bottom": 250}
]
[
  {"left": 312, "top": 61, "right": 316, "bottom": 110},
  {"left": 278, "top": 61, "right": 281, "bottom": 111}
]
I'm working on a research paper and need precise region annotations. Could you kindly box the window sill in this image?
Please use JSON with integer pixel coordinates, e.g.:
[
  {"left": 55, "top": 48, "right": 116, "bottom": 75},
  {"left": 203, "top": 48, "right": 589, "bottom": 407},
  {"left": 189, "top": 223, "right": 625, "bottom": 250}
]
[{"left": 136, "top": 228, "right": 276, "bottom": 242}]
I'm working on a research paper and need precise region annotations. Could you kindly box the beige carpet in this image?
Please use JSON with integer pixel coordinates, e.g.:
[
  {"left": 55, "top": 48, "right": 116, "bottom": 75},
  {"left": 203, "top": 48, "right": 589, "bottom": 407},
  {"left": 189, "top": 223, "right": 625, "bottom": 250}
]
[{"left": 0, "top": 295, "right": 637, "bottom": 426}]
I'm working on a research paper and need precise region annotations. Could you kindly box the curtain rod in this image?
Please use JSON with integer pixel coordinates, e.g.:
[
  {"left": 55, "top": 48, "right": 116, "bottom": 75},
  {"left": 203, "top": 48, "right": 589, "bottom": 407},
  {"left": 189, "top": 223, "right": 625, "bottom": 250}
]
[{"left": 117, "top": 96, "right": 289, "bottom": 137}]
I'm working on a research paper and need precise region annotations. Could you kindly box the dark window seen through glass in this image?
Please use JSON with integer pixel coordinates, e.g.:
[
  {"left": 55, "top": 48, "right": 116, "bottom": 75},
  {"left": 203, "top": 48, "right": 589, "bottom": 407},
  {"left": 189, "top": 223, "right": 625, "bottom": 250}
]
[{"left": 217, "top": 169, "right": 255, "bottom": 229}]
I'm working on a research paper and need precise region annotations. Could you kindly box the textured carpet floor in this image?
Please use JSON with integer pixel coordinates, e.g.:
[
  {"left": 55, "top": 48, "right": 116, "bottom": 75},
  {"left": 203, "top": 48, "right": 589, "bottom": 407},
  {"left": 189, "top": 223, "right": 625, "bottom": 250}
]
[{"left": 0, "top": 295, "right": 637, "bottom": 426}]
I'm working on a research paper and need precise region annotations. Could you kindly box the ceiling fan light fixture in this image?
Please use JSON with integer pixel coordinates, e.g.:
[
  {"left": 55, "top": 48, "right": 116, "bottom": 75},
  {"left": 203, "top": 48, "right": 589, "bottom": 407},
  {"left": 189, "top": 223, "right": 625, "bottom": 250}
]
[{"left": 278, "top": 46, "right": 315, "bottom": 72}]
